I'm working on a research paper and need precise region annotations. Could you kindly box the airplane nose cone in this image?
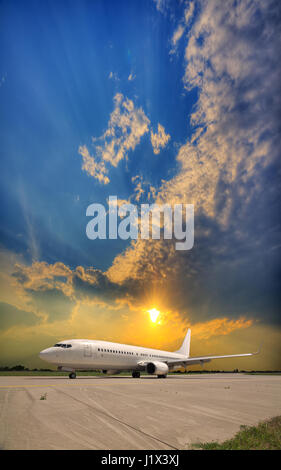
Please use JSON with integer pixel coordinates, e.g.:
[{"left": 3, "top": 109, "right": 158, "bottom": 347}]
[{"left": 39, "top": 349, "right": 49, "bottom": 361}]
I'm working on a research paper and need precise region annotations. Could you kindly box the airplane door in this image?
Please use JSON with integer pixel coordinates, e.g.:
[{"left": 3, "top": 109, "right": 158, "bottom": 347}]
[{"left": 83, "top": 344, "right": 97, "bottom": 358}]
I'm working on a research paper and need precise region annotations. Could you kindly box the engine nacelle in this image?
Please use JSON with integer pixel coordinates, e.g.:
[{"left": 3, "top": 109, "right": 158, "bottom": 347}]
[{"left": 146, "top": 361, "right": 169, "bottom": 375}]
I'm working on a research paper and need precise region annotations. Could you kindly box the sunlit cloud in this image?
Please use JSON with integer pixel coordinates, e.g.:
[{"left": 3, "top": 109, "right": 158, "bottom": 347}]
[
  {"left": 150, "top": 123, "right": 171, "bottom": 155},
  {"left": 131, "top": 175, "right": 156, "bottom": 203},
  {"left": 191, "top": 317, "right": 253, "bottom": 340},
  {"left": 170, "top": 2, "right": 194, "bottom": 54},
  {"left": 78, "top": 145, "right": 110, "bottom": 184},
  {"left": 79, "top": 93, "right": 150, "bottom": 184},
  {"left": 171, "top": 25, "right": 185, "bottom": 50}
]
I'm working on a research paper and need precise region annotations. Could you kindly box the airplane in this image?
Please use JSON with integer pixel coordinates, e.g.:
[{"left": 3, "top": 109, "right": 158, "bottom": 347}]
[{"left": 39, "top": 329, "right": 260, "bottom": 379}]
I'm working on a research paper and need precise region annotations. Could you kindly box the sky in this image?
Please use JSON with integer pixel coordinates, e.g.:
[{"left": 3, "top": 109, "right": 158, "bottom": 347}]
[{"left": 0, "top": 0, "right": 280, "bottom": 370}]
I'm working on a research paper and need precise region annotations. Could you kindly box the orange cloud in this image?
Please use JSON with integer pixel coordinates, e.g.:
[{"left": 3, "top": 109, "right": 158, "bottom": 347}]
[{"left": 191, "top": 317, "right": 254, "bottom": 340}]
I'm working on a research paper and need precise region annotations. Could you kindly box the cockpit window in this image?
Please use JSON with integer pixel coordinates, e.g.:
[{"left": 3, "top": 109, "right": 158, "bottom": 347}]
[{"left": 53, "top": 343, "right": 72, "bottom": 348}]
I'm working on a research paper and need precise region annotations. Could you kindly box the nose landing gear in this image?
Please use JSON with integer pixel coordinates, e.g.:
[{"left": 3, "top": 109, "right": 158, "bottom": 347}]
[{"left": 69, "top": 372, "right": 76, "bottom": 379}]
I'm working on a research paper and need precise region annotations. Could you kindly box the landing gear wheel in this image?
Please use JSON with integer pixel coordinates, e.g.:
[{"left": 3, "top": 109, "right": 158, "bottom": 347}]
[
  {"left": 132, "top": 371, "right": 141, "bottom": 378},
  {"left": 157, "top": 374, "right": 167, "bottom": 378},
  {"left": 69, "top": 372, "right": 76, "bottom": 379}
]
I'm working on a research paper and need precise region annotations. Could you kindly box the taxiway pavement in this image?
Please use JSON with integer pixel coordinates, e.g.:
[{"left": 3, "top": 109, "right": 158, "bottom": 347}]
[{"left": 0, "top": 374, "right": 280, "bottom": 449}]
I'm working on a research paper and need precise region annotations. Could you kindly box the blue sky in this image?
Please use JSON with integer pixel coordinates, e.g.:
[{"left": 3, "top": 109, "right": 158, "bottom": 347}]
[
  {"left": 0, "top": 0, "right": 280, "bottom": 368},
  {"left": 0, "top": 0, "right": 198, "bottom": 269}
]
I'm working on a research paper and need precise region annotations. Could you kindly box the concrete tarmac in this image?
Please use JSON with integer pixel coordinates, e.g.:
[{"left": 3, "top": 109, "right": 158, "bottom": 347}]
[{"left": 0, "top": 374, "right": 280, "bottom": 450}]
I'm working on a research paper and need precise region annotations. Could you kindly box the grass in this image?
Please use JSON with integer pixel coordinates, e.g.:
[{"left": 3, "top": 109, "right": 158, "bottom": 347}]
[
  {"left": 192, "top": 416, "right": 281, "bottom": 450},
  {"left": 0, "top": 370, "right": 129, "bottom": 376},
  {"left": 244, "top": 372, "right": 281, "bottom": 376},
  {"left": 0, "top": 370, "right": 280, "bottom": 376}
]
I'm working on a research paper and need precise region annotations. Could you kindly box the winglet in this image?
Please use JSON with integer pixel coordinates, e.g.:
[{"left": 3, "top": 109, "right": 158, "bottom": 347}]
[{"left": 253, "top": 342, "right": 263, "bottom": 355}]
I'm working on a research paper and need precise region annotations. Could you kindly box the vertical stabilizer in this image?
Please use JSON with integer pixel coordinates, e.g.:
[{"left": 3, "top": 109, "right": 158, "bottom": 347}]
[{"left": 175, "top": 329, "right": 191, "bottom": 357}]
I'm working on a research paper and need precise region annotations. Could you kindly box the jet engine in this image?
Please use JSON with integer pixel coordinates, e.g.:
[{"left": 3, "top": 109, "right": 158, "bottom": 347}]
[{"left": 146, "top": 361, "right": 169, "bottom": 375}]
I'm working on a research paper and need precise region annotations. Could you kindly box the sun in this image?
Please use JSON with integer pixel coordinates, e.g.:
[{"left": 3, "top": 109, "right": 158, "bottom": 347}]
[{"left": 147, "top": 308, "right": 160, "bottom": 323}]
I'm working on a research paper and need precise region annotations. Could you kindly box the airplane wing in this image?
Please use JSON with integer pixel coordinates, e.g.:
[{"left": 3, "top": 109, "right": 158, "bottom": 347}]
[
  {"left": 167, "top": 350, "right": 260, "bottom": 367},
  {"left": 138, "top": 347, "right": 261, "bottom": 368}
]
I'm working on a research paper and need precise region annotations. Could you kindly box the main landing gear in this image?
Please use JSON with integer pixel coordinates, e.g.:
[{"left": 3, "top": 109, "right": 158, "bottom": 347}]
[
  {"left": 69, "top": 372, "right": 76, "bottom": 379},
  {"left": 157, "top": 375, "right": 167, "bottom": 378},
  {"left": 132, "top": 371, "right": 141, "bottom": 378}
]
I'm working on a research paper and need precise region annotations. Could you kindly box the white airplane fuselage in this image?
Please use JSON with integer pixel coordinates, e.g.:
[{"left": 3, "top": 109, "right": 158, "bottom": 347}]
[{"left": 39, "top": 339, "right": 185, "bottom": 372}]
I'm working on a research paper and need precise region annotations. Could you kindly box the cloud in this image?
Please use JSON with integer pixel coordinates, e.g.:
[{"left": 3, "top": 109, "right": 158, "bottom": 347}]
[
  {"left": 25, "top": 288, "right": 75, "bottom": 322},
  {"left": 78, "top": 145, "right": 110, "bottom": 184},
  {"left": 0, "top": 302, "right": 39, "bottom": 331},
  {"left": 98, "top": 0, "right": 281, "bottom": 328},
  {"left": 12, "top": 261, "right": 73, "bottom": 296},
  {"left": 131, "top": 175, "right": 156, "bottom": 202},
  {"left": 153, "top": 0, "right": 168, "bottom": 14},
  {"left": 191, "top": 317, "right": 253, "bottom": 340},
  {"left": 150, "top": 123, "right": 171, "bottom": 154},
  {"left": 74, "top": 0, "right": 281, "bottom": 333},
  {"left": 11, "top": 261, "right": 75, "bottom": 322},
  {"left": 108, "top": 71, "right": 119, "bottom": 81},
  {"left": 161, "top": 0, "right": 281, "bottom": 223},
  {"left": 79, "top": 93, "right": 150, "bottom": 183},
  {"left": 12, "top": 261, "right": 138, "bottom": 310},
  {"left": 170, "top": 2, "right": 195, "bottom": 53},
  {"left": 171, "top": 25, "right": 185, "bottom": 49},
  {"left": 184, "top": 1, "right": 195, "bottom": 24}
]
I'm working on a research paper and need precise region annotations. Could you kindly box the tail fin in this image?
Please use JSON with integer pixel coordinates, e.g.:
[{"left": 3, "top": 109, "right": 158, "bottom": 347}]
[{"left": 175, "top": 329, "right": 191, "bottom": 357}]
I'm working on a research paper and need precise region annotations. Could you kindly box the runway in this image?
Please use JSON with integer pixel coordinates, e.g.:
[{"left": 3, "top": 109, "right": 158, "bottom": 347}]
[{"left": 0, "top": 374, "right": 280, "bottom": 450}]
